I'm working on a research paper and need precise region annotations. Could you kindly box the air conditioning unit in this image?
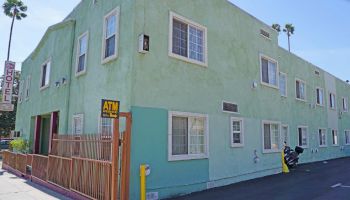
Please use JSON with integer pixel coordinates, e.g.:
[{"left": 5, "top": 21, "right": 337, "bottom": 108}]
[{"left": 138, "top": 34, "right": 150, "bottom": 53}]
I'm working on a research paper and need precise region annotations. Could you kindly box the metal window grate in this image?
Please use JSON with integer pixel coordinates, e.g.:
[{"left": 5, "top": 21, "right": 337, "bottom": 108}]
[
  {"left": 260, "top": 29, "right": 270, "bottom": 39},
  {"left": 223, "top": 102, "right": 238, "bottom": 113}
]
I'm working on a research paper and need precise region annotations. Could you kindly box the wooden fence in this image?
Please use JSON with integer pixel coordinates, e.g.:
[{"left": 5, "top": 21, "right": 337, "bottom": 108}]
[{"left": 2, "top": 112, "right": 132, "bottom": 200}]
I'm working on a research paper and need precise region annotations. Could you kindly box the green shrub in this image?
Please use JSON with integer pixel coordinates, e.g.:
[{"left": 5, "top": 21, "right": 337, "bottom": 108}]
[{"left": 10, "top": 138, "right": 29, "bottom": 153}]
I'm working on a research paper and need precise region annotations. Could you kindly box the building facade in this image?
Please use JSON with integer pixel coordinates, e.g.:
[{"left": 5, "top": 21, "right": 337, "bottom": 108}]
[{"left": 16, "top": 0, "right": 350, "bottom": 199}]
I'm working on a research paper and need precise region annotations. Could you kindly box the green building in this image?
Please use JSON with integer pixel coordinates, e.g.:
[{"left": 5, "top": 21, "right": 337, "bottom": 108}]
[{"left": 15, "top": 0, "right": 350, "bottom": 199}]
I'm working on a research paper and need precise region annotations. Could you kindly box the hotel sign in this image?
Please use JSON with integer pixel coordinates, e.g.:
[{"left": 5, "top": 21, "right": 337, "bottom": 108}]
[
  {"left": 101, "top": 99, "right": 120, "bottom": 118},
  {"left": 2, "top": 61, "right": 15, "bottom": 104}
]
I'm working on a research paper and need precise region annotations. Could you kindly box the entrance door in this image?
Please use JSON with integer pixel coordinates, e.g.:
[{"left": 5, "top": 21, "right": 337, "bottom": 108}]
[{"left": 40, "top": 116, "right": 51, "bottom": 155}]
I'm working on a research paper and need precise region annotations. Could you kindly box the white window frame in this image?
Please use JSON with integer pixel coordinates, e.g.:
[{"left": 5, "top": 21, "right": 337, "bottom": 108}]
[
  {"left": 230, "top": 117, "right": 244, "bottom": 147},
  {"left": 297, "top": 126, "right": 309, "bottom": 148},
  {"left": 168, "top": 11, "right": 208, "bottom": 67},
  {"left": 40, "top": 59, "right": 51, "bottom": 90},
  {"left": 281, "top": 124, "right": 289, "bottom": 146},
  {"left": 318, "top": 128, "right": 327, "bottom": 147},
  {"left": 75, "top": 31, "right": 89, "bottom": 76},
  {"left": 342, "top": 97, "right": 348, "bottom": 112},
  {"left": 345, "top": 130, "right": 350, "bottom": 145},
  {"left": 262, "top": 120, "right": 281, "bottom": 153},
  {"left": 101, "top": 7, "right": 120, "bottom": 64},
  {"left": 331, "top": 129, "right": 339, "bottom": 146},
  {"left": 18, "top": 80, "right": 23, "bottom": 103},
  {"left": 168, "top": 111, "right": 209, "bottom": 161},
  {"left": 279, "top": 72, "right": 287, "bottom": 97},
  {"left": 329, "top": 92, "right": 336, "bottom": 110},
  {"left": 98, "top": 116, "right": 114, "bottom": 135},
  {"left": 295, "top": 78, "right": 307, "bottom": 102},
  {"left": 25, "top": 75, "right": 31, "bottom": 101},
  {"left": 316, "top": 87, "right": 324, "bottom": 106},
  {"left": 222, "top": 100, "right": 239, "bottom": 114},
  {"left": 259, "top": 54, "right": 279, "bottom": 89},
  {"left": 72, "top": 114, "right": 84, "bottom": 135}
]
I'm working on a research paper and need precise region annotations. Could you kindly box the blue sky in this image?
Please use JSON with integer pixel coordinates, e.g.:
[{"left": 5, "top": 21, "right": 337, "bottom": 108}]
[{"left": 1, "top": 0, "right": 350, "bottom": 81}]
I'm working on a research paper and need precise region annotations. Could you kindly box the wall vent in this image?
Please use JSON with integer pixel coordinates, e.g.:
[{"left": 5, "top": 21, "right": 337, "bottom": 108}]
[
  {"left": 222, "top": 101, "right": 239, "bottom": 113},
  {"left": 315, "top": 70, "right": 320, "bottom": 76},
  {"left": 260, "top": 29, "right": 270, "bottom": 39}
]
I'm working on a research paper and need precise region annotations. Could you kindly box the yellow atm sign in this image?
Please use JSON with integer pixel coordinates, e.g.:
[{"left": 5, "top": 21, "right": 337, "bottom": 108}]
[{"left": 101, "top": 99, "right": 120, "bottom": 118}]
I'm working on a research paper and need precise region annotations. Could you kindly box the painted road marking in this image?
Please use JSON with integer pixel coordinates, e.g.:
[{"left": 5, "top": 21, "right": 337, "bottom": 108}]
[{"left": 331, "top": 183, "right": 350, "bottom": 188}]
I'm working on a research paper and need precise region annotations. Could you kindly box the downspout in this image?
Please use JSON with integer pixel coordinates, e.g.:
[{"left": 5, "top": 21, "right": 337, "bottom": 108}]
[{"left": 64, "top": 20, "right": 76, "bottom": 134}]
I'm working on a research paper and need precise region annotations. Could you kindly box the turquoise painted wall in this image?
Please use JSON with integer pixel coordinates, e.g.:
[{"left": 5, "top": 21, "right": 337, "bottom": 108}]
[{"left": 15, "top": 0, "right": 350, "bottom": 199}]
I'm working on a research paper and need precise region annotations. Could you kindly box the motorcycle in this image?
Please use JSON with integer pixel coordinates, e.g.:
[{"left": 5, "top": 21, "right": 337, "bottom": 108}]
[{"left": 284, "top": 145, "right": 304, "bottom": 169}]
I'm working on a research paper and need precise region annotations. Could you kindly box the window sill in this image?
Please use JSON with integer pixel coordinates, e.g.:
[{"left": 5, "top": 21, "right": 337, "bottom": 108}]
[
  {"left": 101, "top": 54, "right": 118, "bottom": 65},
  {"left": 168, "top": 154, "right": 208, "bottom": 161},
  {"left": 281, "top": 95, "right": 288, "bottom": 98},
  {"left": 40, "top": 85, "right": 49, "bottom": 91},
  {"left": 262, "top": 149, "right": 281, "bottom": 154},
  {"left": 331, "top": 144, "right": 339, "bottom": 147},
  {"left": 316, "top": 103, "right": 324, "bottom": 107},
  {"left": 231, "top": 144, "right": 244, "bottom": 148},
  {"left": 169, "top": 52, "right": 208, "bottom": 68},
  {"left": 75, "top": 70, "right": 87, "bottom": 77},
  {"left": 319, "top": 145, "right": 327, "bottom": 148},
  {"left": 296, "top": 98, "right": 307, "bottom": 102},
  {"left": 299, "top": 145, "right": 308, "bottom": 149},
  {"left": 345, "top": 143, "right": 350, "bottom": 146},
  {"left": 260, "top": 82, "right": 279, "bottom": 90}
]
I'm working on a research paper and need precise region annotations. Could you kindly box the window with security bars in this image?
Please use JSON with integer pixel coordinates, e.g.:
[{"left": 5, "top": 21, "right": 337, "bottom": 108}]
[
  {"left": 298, "top": 127, "right": 308, "bottom": 147},
  {"left": 319, "top": 129, "right": 327, "bottom": 147},
  {"left": 263, "top": 122, "right": 280, "bottom": 152},
  {"left": 169, "top": 112, "right": 208, "bottom": 160},
  {"left": 261, "top": 57, "right": 277, "bottom": 87},
  {"left": 76, "top": 32, "right": 88, "bottom": 75},
  {"left": 99, "top": 117, "right": 113, "bottom": 135},
  {"left": 170, "top": 12, "right": 207, "bottom": 64},
  {"left": 231, "top": 118, "right": 243, "bottom": 147}
]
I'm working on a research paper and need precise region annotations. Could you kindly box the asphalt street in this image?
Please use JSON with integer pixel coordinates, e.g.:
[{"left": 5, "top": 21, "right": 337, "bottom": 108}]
[{"left": 168, "top": 157, "right": 350, "bottom": 200}]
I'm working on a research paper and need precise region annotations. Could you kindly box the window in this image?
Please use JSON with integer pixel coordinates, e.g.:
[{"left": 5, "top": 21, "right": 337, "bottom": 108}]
[
  {"left": 222, "top": 101, "right": 238, "bottom": 113},
  {"left": 168, "top": 111, "right": 208, "bottom": 161},
  {"left": 262, "top": 121, "right": 280, "bottom": 152},
  {"left": 260, "top": 56, "right": 278, "bottom": 87},
  {"left": 73, "top": 114, "right": 84, "bottom": 134},
  {"left": 169, "top": 12, "right": 207, "bottom": 66},
  {"left": 279, "top": 72, "right": 287, "bottom": 97},
  {"left": 25, "top": 75, "right": 31, "bottom": 100},
  {"left": 345, "top": 130, "right": 350, "bottom": 145},
  {"left": 231, "top": 117, "right": 244, "bottom": 147},
  {"left": 40, "top": 60, "right": 51, "bottom": 89},
  {"left": 342, "top": 97, "right": 348, "bottom": 112},
  {"left": 260, "top": 29, "right": 270, "bottom": 39},
  {"left": 102, "top": 7, "right": 119, "bottom": 63},
  {"left": 318, "top": 129, "right": 327, "bottom": 147},
  {"left": 332, "top": 129, "right": 338, "bottom": 145},
  {"left": 18, "top": 80, "right": 23, "bottom": 103},
  {"left": 298, "top": 126, "right": 308, "bottom": 147},
  {"left": 76, "top": 32, "right": 88, "bottom": 75},
  {"left": 316, "top": 87, "right": 324, "bottom": 106},
  {"left": 282, "top": 125, "right": 289, "bottom": 145},
  {"left": 296, "top": 79, "right": 306, "bottom": 101},
  {"left": 99, "top": 117, "right": 113, "bottom": 135},
  {"left": 329, "top": 93, "right": 336, "bottom": 109}
]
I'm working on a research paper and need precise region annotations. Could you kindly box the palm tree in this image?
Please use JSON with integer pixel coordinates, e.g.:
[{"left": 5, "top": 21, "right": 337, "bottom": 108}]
[
  {"left": 272, "top": 24, "right": 281, "bottom": 33},
  {"left": 2, "top": 0, "right": 27, "bottom": 61},
  {"left": 283, "top": 24, "right": 295, "bottom": 52}
]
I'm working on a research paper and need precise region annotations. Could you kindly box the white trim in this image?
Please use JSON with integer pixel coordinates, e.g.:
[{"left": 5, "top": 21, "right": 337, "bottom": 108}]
[
  {"left": 72, "top": 113, "right": 84, "bottom": 135},
  {"left": 318, "top": 128, "right": 327, "bottom": 147},
  {"left": 329, "top": 92, "right": 336, "bottom": 110},
  {"left": 168, "top": 11, "right": 208, "bottom": 67},
  {"left": 297, "top": 126, "right": 309, "bottom": 148},
  {"left": 259, "top": 54, "right": 279, "bottom": 89},
  {"left": 344, "top": 130, "right": 350, "bottom": 145},
  {"left": 98, "top": 115, "right": 114, "bottom": 135},
  {"left": 331, "top": 129, "right": 339, "bottom": 146},
  {"left": 315, "top": 87, "right": 325, "bottom": 106},
  {"left": 39, "top": 58, "right": 51, "bottom": 91},
  {"left": 230, "top": 117, "right": 244, "bottom": 147},
  {"left": 261, "top": 120, "right": 281, "bottom": 153},
  {"left": 295, "top": 78, "right": 307, "bottom": 102},
  {"left": 75, "top": 31, "right": 89, "bottom": 77},
  {"left": 101, "top": 7, "right": 120, "bottom": 64},
  {"left": 281, "top": 124, "right": 289, "bottom": 146},
  {"left": 168, "top": 111, "right": 209, "bottom": 161},
  {"left": 25, "top": 75, "right": 31, "bottom": 101},
  {"left": 279, "top": 72, "right": 287, "bottom": 97}
]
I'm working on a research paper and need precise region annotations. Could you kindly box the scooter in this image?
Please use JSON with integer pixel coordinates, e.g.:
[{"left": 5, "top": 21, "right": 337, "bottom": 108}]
[{"left": 284, "top": 145, "right": 304, "bottom": 169}]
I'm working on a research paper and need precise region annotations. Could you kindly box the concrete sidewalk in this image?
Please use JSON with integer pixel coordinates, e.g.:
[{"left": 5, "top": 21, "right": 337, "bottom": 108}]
[{"left": 0, "top": 160, "right": 70, "bottom": 200}]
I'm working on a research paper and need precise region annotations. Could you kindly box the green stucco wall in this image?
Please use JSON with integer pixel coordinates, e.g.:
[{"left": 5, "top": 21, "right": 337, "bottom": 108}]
[{"left": 15, "top": 0, "right": 350, "bottom": 199}]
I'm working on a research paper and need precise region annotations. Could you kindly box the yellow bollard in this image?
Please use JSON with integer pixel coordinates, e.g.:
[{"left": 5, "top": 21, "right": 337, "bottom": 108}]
[
  {"left": 281, "top": 148, "right": 289, "bottom": 173},
  {"left": 140, "top": 164, "right": 146, "bottom": 200}
]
